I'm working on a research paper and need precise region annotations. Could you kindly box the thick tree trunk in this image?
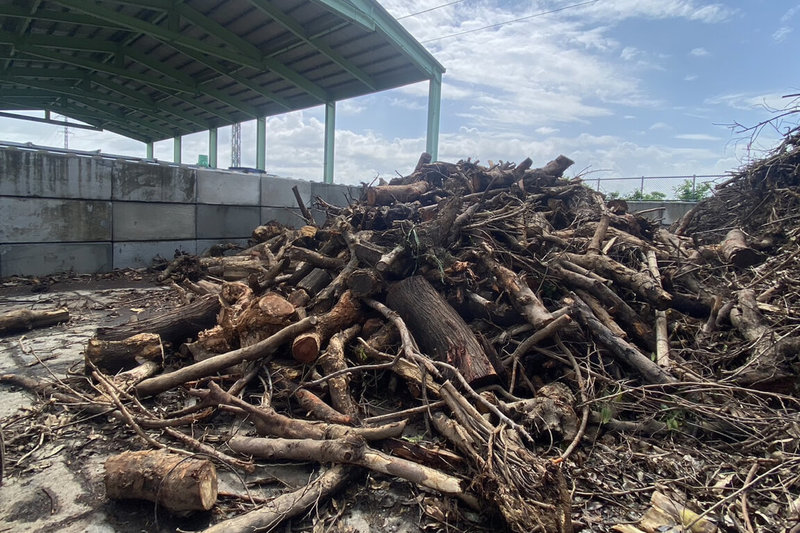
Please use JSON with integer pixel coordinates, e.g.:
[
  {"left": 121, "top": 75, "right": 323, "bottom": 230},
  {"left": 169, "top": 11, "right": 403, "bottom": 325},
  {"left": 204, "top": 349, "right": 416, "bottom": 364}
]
[
  {"left": 720, "top": 228, "right": 763, "bottom": 268},
  {"left": 386, "top": 276, "right": 498, "bottom": 386},
  {"left": 104, "top": 450, "right": 217, "bottom": 513},
  {"left": 96, "top": 295, "right": 220, "bottom": 345},
  {"left": 85, "top": 333, "right": 164, "bottom": 373},
  {"left": 0, "top": 308, "right": 69, "bottom": 335},
  {"left": 367, "top": 180, "right": 430, "bottom": 205}
]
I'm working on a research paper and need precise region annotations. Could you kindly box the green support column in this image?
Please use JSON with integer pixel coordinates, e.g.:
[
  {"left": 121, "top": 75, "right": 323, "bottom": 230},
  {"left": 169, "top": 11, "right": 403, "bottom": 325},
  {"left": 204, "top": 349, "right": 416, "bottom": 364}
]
[
  {"left": 146, "top": 141, "right": 153, "bottom": 159},
  {"left": 426, "top": 72, "right": 442, "bottom": 161},
  {"left": 256, "top": 117, "right": 266, "bottom": 171},
  {"left": 209, "top": 128, "right": 218, "bottom": 168},
  {"left": 173, "top": 135, "right": 181, "bottom": 164},
  {"left": 323, "top": 101, "right": 335, "bottom": 184}
]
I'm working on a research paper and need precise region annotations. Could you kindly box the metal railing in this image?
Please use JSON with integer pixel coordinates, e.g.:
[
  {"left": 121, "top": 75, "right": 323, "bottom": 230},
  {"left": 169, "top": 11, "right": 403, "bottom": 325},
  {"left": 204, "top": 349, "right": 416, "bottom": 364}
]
[{"left": 589, "top": 174, "right": 727, "bottom": 200}]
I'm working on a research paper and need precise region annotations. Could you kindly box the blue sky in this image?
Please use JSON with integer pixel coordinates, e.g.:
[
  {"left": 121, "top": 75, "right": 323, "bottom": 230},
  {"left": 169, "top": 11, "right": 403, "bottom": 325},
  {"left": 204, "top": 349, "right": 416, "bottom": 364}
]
[{"left": 1, "top": 0, "right": 798, "bottom": 191}]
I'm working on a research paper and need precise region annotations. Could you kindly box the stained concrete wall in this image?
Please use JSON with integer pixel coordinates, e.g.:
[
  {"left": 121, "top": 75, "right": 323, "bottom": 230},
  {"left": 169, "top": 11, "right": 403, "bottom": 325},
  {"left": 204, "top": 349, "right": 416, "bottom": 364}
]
[{"left": 0, "top": 146, "right": 360, "bottom": 276}]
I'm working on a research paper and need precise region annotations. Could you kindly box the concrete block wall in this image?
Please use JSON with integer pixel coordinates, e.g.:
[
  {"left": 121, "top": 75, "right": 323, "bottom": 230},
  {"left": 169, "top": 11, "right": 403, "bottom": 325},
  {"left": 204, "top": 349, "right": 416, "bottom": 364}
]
[{"left": 0, "top": 147, "right": 360, "bottom": 276}]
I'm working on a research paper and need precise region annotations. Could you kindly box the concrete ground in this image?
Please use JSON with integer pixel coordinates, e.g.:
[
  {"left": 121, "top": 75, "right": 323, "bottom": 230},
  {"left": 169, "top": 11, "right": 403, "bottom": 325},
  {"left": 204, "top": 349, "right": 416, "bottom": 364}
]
[{"left": 0, "top": 275, "right": 463, "bottom": 533}]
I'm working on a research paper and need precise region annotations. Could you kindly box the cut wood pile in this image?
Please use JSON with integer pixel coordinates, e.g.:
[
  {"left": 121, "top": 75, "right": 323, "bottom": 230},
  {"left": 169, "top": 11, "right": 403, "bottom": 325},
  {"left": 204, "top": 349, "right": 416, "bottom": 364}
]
[{"left": 4, "top": 141, "right": 800, "bottom": 532}]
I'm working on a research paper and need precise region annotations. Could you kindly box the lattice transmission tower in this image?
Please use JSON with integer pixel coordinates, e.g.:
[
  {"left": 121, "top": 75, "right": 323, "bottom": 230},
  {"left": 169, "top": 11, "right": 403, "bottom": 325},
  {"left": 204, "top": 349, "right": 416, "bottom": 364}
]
[{"left": 231, "top": 122, "right": 241, "bottom": 167}]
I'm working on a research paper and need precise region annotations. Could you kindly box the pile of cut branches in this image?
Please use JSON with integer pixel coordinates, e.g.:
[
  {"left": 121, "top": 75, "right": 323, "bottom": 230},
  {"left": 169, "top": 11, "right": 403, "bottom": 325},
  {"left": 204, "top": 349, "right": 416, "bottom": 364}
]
[{"left": 4, "top": 146, "right": 800, "bottom": 532}]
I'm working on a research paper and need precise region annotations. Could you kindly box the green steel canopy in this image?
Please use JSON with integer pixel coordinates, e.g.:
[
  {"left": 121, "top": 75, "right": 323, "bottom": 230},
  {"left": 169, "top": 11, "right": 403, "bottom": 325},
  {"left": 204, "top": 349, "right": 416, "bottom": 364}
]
[{"left": 0, "top": 0, "right": 445, "bottom": 147}]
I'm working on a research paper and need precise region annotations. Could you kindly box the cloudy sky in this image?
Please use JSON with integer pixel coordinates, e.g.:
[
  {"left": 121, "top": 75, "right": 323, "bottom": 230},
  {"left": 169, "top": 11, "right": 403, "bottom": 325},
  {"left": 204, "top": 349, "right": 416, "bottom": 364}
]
[{"left": 2, "top": 0, "right": 798, "bottom": 193}]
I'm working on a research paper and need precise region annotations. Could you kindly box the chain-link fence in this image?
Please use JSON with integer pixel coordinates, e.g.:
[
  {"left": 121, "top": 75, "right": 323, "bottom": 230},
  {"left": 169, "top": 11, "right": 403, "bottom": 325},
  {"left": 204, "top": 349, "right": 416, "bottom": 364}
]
[{"left": 587, "top": 174, "right": 726, "bottom": 201}]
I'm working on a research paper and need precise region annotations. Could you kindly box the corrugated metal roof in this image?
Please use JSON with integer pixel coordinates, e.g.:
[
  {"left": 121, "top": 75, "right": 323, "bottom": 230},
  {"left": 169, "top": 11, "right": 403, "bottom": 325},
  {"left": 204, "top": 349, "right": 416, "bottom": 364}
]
[{"left": 0, "top": 0, "right": 445, "bottom": 143}]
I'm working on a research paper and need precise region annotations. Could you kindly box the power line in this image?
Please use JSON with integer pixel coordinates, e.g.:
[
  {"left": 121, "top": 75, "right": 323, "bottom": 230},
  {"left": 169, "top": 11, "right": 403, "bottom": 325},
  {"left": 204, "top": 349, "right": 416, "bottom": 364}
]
[
  {"left": 396, "top": 0, "right": 465, "bottom": 20},
  {"left": 421, "top": 0, "right": 599, "bottom": 44}
]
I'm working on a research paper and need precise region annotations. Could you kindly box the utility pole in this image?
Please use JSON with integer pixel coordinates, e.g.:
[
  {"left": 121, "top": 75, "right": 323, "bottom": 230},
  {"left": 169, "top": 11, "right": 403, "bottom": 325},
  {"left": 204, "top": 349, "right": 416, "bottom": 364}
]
[{"left": 231, "top": 122, "right": 241, "bottom": 167}]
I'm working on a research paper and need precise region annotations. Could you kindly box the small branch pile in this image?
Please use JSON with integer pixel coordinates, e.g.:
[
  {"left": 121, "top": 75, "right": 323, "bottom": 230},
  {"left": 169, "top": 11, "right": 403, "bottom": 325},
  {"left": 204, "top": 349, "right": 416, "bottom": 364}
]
[{"left": 5, "top": 146, "right": 800, "bottom": 532}]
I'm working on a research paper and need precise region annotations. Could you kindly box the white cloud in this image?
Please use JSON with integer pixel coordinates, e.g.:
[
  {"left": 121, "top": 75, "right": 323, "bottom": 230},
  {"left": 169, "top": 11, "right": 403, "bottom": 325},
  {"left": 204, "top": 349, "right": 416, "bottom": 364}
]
[
  {"left": 690, "top": 47, "right": 709, "bottom": 56},
  {"left": 773, "top": 26, "right": 793, "bottom": 42},
  {"left": 706, "top": 92, "right": 789, "bottom": 111},
  {"left": 535, "top": 126, "right": 560, "bottom": 136},
  {"left": 649, "top": 122, "right": 671, "bottom": 130},
  {"left": 684, "top": 74, "right": 699, "bottom": 81},
  {"left": 675, "top": 133, "right": 722, "bottom": 141}
]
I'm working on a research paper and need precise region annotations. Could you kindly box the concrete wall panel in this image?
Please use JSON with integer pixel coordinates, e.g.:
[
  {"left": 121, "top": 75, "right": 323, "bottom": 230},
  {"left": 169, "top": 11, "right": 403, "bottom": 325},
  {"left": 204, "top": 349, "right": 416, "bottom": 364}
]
[
  {"left": 261, "top": 207, "right": 305, "bottom": 228},
  {"left": 0, "top": 243, "right": 112, "bottom": 276},
  {"left": 261, "top": 177, "right": 311, "bottom": 207},
  {"left": 0, "top": 197, "right": 111, "bottom": 243},
  {"left": 113, "top": 240, "right": 197, "bottom": 269},
  {"left": 0, "top": 150, "right": 112, "bottom": 199},
  {"left": 112, "top": 203, "right": 195, "bottom": 241},
  {"left": 197, "top": 170, "right": 260, "bottom": 205},
  {"left": 113, "top": 162, "right": 195, "bottom": 203},
  {"left": 196, "top": 238, "right": 249, "bottom": 256},
  {"left": 311, "top": 182, "right": 358, "bottom": 207},
  {"left": 626, "top": 201, "right": 695, "bottom": 226},
  {"left": 197, "top": 205, "right": 260, "bottom": 239}
]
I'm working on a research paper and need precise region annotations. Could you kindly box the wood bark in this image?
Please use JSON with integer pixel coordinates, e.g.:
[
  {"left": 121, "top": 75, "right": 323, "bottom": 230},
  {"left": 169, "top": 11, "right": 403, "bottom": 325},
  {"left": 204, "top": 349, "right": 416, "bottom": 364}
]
[
  {"left": 135, "top": 316, "right": 316, "bottom": 397},
  {"left": 105, "top": 450, "right": 217, "bottom": 513},
  {"left": 85, "top": 333, "right": 164, "bottom": 373},
  {"left": 730, "top": 289, "right": 799, "bottom": 391},
  {"left": 564, "top": 252, "right": 673, "bottom": 310},
  {"left": 318, "top": 324, "right": 361, "bottom": 419},
  {"left": 228, "top": 435, "right": 468, "bottom": 498},
  {"left": 96, "top": 295, "right": 220, "bottom": 344},
  {"left": 481, "top": 245, "right": 554, "bottom": 327},
  {"left": 367, "top": 180, "right": 430, "bottom": 206},
  {"left": 720, "top": 228, "right": 763, "bottom": 268},
  {"left": 386, "top": 276, "right": 498, "bottom": 386},
  {"left": 292, "top": 290, "right": 362, "bottom": 364},
  {"left": 0, "top": 308, "right": 69, "bottom": 335},
  {"left": 567, "top": 294, "right": 676, "bottom": 385},
  {"left": 201, "top": 465, "right": 351, "bottom": 533}
]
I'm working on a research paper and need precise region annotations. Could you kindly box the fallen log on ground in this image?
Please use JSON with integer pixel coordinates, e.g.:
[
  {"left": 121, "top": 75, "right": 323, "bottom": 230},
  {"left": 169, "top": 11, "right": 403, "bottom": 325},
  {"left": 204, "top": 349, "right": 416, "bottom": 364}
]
[
  {"left": 0, "top": 307, "right": 69, "bottom": 335},
  {"left": 105, "top": 450, "right": 217, "bottom": 513}
]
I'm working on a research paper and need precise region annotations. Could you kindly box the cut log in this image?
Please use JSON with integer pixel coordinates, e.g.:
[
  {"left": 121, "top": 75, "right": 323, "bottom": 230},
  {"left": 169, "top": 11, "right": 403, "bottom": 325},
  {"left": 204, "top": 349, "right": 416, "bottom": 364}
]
[
  {"left": 292, "top": 290, "right": 362, "bottom": 364},
  {"left": 346, "top": 268, "right": 382, "bottom": 298},
  {"left": 367, "top": 180, "right": 430, "bottom": 206},
  {"left": 96, "top": 295, "right": 220, "bottom": 345},
  {"left": 0, "top": 308, "right": 69, "bottom": 335},
  {"left": 85, "top": 333, "right": 164, "bottom": 374},
  {"left": 386, "top": 276, "right": 499, "bottom": 387},
  {"left": 720, "top": 228, "right": 763, "bottom": 268},
  {"left": 318, "top": 324, "right": 361, "bottom": 419},
  {"left": 104, "top": 450, "right": 217, "bottom": 513}
]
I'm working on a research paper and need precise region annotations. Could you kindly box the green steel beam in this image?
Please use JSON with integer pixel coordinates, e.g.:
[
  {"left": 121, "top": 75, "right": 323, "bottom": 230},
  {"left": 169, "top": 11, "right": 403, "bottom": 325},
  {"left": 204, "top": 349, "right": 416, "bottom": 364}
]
[
  {"left": 175, "top": 3, "right": 329, "bottom": 102},
  {"left": 326, "top": 0, "right": 445, "bottom": 79},
  {"left": 2, "top": 67, "right": 84, "bottom": 79},
  {"left": 208, "top": 128, "right": 217, "bottom": 168},
  {"left": 0, "top": 110, "right": 102, "bottom": 131},
  {"left": 248, "top": 0, "right": 376, "bottom": 90},
  {"left": 146, "top": 141, "right": 154, "bottom": 159},
  {"left": 123, "top": 49, "right": 261, "bottom": 118},
  {"left": 0, "top": 31, "right": 118, "bottom": 53},
  {"left": 173, "top": 135, "right": 181, "bottom": 163},
  {"left": 426, "top": 72, "right": 441, "bottom": 161},
  {"left": 53, "top": 97, "right": 174, "bottom": 139},
  {"left": 0, "top": 5, "right": 119, "bottom": 28},
  {"left": 55, "top": 0, "right": 328, "bottom": 102},
  {"left": 307, "top": 0, "right": 376, "bottom": 32},
  {"left": 323, "top": 101, "right": 335, "bottom": 184},
  {"left": 88, "top": 76, "right": 210, "bottom": 129},
  {"left": 18, "top": 48, "right": 190, "bottom": 93},
  {"left": 161, "top": 45, "right": 293, "bottom": 111},
  {"left": 256, "top": 116, "right": 266, "bottom": 171}
]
